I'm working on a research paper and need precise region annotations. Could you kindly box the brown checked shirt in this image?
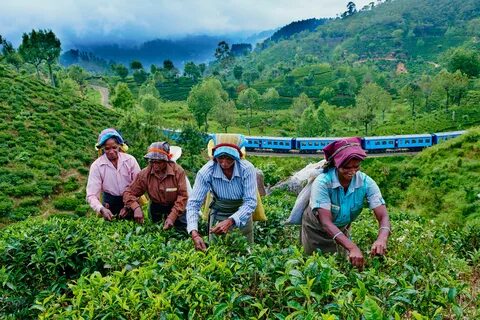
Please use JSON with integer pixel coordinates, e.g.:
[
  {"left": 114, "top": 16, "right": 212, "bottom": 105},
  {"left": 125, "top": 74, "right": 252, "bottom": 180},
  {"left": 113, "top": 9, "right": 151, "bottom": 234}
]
[{"left": 123, "top": 162, "right": 188, "bottom": 221}]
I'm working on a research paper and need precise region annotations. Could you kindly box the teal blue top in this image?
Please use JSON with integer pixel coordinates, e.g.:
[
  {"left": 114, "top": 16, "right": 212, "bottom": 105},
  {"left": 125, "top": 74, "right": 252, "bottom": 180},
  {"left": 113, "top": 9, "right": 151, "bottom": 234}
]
[{"left": 309, "top": 168, "right": 385, "bottom": 227}]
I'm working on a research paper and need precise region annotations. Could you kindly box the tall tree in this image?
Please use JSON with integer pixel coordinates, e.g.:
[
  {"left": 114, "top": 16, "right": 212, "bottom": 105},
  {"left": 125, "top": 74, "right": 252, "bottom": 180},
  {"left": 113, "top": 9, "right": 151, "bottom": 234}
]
[
  {"left": 113, "top": 64, "right": 128, "bottom": 80},
  {"left": 130, "top": 60, "right": 143, "bottom": 70},
  {"left": 401, "top": 82, "right": 423, "bottom": 119},
  {"left": 1, "top": 39, "right": 23, "bottom": 71},
  {"left": 292, "top": 93, "right": 314, "bottom": 117},
  {"left": 214, "top": 100, "right": 237, "bottom": 133},
  {"left": 111, "top": 83, "right": 135, "bottom": 110},
  {"left": 297, "top": 105, "right": 330, "bottom": 137},
  {"left": 354, "top": 83, "right": 390, "bottom": 135},
  {"left": 19, "top": 29, "right": 61, "bottom": 86},
  {"left": 233, "top": 65, "right": 243, "bottom": 80},
  {"left": 445, "top": 48, "right": 480, "bottom": 78},
  {"left": 184, "top": 61, "right": 201, "bottom": 81},
  {"left": 187, "top": 78, "right": 227, "bottom": 131},
  {"left": 238, "top": 88, "right": 260, "bottom": 134}
]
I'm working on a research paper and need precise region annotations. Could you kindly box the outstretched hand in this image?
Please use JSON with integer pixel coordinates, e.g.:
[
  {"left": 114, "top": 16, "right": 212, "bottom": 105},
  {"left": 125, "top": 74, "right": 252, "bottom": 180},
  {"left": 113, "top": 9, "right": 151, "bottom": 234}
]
[
  {"left": 370, "top": 239, "right": 387, "bottom": 256},
  {"left": 348, "top": 246, "right": 365, "bottom": 270},
  {"left": 133, "top": 207, "right": 144, "bottom": 224},
  {"left": 210, "top": 218, "right": 234, "bottom": 235},
  {"left": 192, "top": 231, "right": 207, "bottom": 252},
  {"left": 100, "top": 204, "right": 113, "bottom": 221}
]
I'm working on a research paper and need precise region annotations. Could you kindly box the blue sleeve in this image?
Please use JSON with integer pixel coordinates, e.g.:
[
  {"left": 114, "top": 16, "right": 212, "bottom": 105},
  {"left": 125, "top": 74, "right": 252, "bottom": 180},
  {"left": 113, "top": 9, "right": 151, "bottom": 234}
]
[
  {"left": 186, "top": 166, "right": 210, "bottom": 233},
  {"left": 309, "top": 174, "right": 331, "bottom": 210},
  {"left": 365, "top": 175, "right": 385, "bottom": 209}
]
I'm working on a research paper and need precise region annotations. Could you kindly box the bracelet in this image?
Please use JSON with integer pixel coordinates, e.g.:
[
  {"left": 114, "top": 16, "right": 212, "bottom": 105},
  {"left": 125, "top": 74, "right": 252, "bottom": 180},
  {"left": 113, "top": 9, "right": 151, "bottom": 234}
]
[
  {"left": 379, "top": 226, "right": 391, "bottom": 233},
  {"left": 332, "top": 231, "right": 343, "bottom": 241}
]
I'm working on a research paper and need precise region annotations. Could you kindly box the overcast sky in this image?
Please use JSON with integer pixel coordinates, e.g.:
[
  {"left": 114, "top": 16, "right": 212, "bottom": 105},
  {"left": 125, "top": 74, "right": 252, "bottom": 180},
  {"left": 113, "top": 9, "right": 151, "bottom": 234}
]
[{"left": 1, "top": 0, "right": 372, "bottom": 47}]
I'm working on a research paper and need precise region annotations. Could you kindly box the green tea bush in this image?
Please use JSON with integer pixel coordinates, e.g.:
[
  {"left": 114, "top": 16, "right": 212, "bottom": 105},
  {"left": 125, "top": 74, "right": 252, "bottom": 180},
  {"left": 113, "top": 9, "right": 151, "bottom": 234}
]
[{"left": 53, "top": 196, "right": 82, "bottom": 211}]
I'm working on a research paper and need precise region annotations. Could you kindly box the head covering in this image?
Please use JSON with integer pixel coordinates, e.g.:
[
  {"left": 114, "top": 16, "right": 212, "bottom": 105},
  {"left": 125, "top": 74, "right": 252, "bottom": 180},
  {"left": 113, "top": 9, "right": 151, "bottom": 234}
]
[
  {"left": 144, "top": 141, "right": 172, "bottom": 161},
  {"left": 96, "top": 128, "right": 124, "bottom": 149},
  {"left": 323, "top": 137, "right": 367, "bottom": 168},
  {"left": 209, "top": 134, "right": 246, "bottom": 161}
]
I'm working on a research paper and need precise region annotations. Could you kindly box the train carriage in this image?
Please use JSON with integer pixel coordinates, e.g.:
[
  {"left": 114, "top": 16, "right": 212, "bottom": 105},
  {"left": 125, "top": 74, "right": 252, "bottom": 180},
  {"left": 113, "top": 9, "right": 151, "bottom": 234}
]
[
  {"left": 296, "top": 137, "right": 340, "bottom": 153},
  {"left": 245, "top": 136, "right": 293, "bottom": 152},
  {"left": 395, "top": 133, "right": 433, "bottom": 150},
  {"left": 432, "top": 130, "right": 466, "bottom": 144},
  {"left": 363, "top": 136, "right": 396, "bottom": 152}
]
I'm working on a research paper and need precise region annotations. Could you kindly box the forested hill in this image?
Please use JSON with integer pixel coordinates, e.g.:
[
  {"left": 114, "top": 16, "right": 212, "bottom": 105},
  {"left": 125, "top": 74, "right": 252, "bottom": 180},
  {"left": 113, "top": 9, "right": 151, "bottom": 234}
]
[
  {"left": 0, "top": 66, "right": 118, "bottom": 223},
  {"left": 249, "top": 0, "right": 480, "bottom": 68},
  {"left": 267, "top": 18, "right": 329, "bottom": 43}
]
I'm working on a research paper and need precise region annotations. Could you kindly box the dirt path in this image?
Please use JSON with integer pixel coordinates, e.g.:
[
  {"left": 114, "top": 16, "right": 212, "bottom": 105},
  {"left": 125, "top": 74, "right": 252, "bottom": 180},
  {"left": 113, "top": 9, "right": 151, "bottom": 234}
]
[{"left": 90, "top": 85, "right": 111, "bottom": 108}]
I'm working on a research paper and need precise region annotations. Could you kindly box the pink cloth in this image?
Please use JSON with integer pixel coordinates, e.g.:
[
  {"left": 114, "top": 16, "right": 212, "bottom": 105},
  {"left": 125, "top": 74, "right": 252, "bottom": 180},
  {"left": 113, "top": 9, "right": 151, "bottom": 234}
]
[
  {"left": 86, "top": 152, "right": 141, "bottom": 213},
  {"left": 323, "top": 137, "right": 367, "bottom": 168}
]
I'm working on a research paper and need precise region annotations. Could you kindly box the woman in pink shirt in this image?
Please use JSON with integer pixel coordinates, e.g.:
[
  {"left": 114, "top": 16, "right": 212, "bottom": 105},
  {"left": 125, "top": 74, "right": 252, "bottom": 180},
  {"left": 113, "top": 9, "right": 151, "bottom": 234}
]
[{"left": 86, "top": 128, "right": 141, "bottom": 222}]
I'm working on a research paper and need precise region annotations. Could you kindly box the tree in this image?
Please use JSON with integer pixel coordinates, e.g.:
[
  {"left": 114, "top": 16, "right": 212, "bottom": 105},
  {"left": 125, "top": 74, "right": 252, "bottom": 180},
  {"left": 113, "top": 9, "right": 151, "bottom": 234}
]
[
  {"left": 139, "top": 80, "right": 160, "bottom": 99},
  {"left": 297, "top": 104, "right": 331, "bottom": 137},
  {"left": 19, "top": 29, "right": 61, "bottom": 86},
  {"left": 184, "top": 61, "right": 201, "bottom": 81},
  {"left": 354, "top": 83, "right": 390, "bottom": 135},
  {"left": 163, "top": 59, "right": 174, "bottom": 70},
  {"left": 66, "top": 65, "right": 89, "bottom": 86},
  {"left": 140, "top": 94, "right": 160, "bottom": 113},
  {"left": 445, "top": 48, "right": 480, "bottom": 78},
  {"left": 262, "top": 88, "right": 280, "bottom": 109},
  {"left": 434, "top": 70, "right": 469, "bottom": 110},
  {"left": 198, "top": 63, "right": 206, "bottom": 75},
  {"left": 215, "top": 41, "right": 231, "bottom": 61},
  {"left": 401, "top": 82, "right": 423, "bottom": 119},
  {"left": 214, "top": 100, "right": 237, "bottom": 133},
  {"left": 243, "top": 70, "right": 259, "bottom": 85},
  {"left": 238, "top": 88, "right": 260, "bottom": 134},
  {"left": 177, "top": 123, "right": 206, "bottom": 173},
  {"left": 113, "top": 64, "right": 128, "bottom": 80},
  {"left": 111, "top": 83, "right": 135, "bottom": 110},
  {"left": 319, "top": 87, "right": 335, "bottom": 103},
  {"left": 233, "top": 65, "right": 243, "bottom": 80},
  {"left": 419, "top": 75, "right": 434, "bottom": 112},
  {"left": 292, "top": 93, "right": 314, "bottom": 117},
  {"left": 187, "top": 78, "right": 227, "bottom": 131},
  {"left": 130, "top": 60, "right": 143, "bottom": 70},
  {"left": 1, "top": 40, "right": 23, "bottom": 71},
  {"left": 133, "top": 69, "right": 148, "bottom": 85}
]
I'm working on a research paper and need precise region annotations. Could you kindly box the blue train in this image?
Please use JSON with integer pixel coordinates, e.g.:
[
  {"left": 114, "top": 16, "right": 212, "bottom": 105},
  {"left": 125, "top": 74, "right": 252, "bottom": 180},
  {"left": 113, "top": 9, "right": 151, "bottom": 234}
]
[
  {"left": 243, "top": 130, "right": 466, "bottom": 154},
  {"left": 162, "top": 128, "right": 466, "bottom": 154}
]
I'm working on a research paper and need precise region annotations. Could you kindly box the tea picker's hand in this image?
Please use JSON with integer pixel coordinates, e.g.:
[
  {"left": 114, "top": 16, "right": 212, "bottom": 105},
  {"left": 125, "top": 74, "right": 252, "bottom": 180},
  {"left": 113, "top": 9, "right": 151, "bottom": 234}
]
[
  {"left": 133, "top": 207, "right": 144, "bottom": 224},
  {"left": 100, "top": 204, "right": 113, "bottom": 221},
  {"left": 191, "top": 231, "right": 207, "bottom": 252}
]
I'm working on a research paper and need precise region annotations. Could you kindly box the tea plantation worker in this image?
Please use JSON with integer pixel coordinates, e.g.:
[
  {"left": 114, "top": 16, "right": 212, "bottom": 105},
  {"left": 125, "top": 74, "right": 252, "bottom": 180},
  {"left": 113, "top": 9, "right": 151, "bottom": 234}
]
[
  {"left": 186, "top": 134, "right": 258, "bottom": 251},
  {"left": 86, "top": 128, "right": 141, "bottom": 222},
  {"left": 302, "top": 137, "right": 391, "bottom": 269},
  {"left": 123, "top": 142, "right": 188, "bottom": 230}
]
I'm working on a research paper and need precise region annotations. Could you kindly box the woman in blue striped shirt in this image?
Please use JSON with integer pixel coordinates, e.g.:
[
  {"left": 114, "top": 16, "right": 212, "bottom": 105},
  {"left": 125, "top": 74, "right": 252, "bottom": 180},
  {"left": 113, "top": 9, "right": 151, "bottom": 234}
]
[{"left": 186, "top": 134, "right": 258, "bottom": 251}]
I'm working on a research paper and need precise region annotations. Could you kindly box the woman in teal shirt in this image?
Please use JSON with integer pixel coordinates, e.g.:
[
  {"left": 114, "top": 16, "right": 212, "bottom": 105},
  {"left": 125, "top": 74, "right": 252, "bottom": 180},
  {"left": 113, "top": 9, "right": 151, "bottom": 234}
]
[{"left": 301, "top": 137, "right": 391, "bottom": 269}]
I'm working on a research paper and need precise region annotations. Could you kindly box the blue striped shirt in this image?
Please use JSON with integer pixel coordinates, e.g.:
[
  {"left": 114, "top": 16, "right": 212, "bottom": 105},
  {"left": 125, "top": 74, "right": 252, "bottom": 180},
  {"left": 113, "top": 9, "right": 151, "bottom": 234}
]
[{"left": 186, "top": 159, "right": 257, "bottom": 233}]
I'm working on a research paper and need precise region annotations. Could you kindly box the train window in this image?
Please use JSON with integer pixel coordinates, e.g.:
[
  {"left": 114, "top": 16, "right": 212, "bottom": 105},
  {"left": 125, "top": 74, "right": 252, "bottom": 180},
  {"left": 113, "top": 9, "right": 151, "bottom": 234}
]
[
  {"left": 426, "top": 139, "right": 430, "bottom": 143},
  {"left": 279, "top": 142, "right": 284, "bottom": 145},
  {"left": 273, "top": 142, "right": 278, "bottom": 145},
  {"left": 389, "top": 140, "right": 393, "bottom": 144},
  {"left": 419, "top": 139, "right": 423, "bottom": 143},
  {"left": 308, "top": 142, "right": 313, "bottom": 146},
  {"left": 314, "top": 142, "right": 319, "bottom": 146},
  {"left": 412, "top": 139, "right": 416, "bottom": 143},
  {"left": 302, "top": 142, "right": 306, "bottom": 146},
  {"left": 382, "top": 141, "right": 386, "bottom": 145},
  {"left": 375, "top": 141, "right": 380, "bottom": 146}
]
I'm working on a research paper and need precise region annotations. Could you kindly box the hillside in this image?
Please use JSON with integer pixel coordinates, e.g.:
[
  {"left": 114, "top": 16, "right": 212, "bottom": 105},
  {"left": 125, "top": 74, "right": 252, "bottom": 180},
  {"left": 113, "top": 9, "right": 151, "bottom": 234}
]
[
  {"left": 363, "top": 127, "right": 480, "bottom": 224},
  {"left": 248, "top": 0, "right": 480, "bottom": 69},
  {"left": 0, "top": 66, "right": 119, "bottom": 223}
]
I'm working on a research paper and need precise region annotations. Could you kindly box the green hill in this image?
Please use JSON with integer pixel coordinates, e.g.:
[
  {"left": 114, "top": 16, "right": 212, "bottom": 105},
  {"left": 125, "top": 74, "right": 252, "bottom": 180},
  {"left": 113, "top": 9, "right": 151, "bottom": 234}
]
[
  {"left": 363, "top": 127, "right": 480, "bottom": 224},
  {"left": 0, "top": 66, "right": 118, "bottom": 222},
  {"left": 249, "top": 0, "right": 480, "bottom": 69}
]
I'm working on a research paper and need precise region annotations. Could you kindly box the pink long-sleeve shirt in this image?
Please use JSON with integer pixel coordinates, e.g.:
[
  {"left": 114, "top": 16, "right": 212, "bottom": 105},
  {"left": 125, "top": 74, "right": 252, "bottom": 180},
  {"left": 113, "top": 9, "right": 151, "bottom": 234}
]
[{"left": 86, "top": 152, "right": 141, "bottom": 213}]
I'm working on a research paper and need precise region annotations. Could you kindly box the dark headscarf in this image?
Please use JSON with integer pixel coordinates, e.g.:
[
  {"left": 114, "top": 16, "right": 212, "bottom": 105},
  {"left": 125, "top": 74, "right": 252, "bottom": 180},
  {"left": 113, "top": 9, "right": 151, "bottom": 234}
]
[{"left": 323, "top": 137, "right": 367, "bottom": 169}]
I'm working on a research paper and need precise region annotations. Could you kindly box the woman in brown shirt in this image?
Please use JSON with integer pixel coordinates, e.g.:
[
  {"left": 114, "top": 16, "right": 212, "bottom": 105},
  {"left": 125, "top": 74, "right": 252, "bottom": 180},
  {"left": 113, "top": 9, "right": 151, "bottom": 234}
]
[{"left": 123, "top": 141, "right": 188, "bottom": 231}]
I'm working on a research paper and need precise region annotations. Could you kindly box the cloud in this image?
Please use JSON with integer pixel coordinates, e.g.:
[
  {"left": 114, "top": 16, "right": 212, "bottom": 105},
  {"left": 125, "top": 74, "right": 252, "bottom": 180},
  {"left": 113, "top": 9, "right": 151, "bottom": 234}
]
[{"left": 0, "top": 0, "right": 372, "bottom": 47}]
